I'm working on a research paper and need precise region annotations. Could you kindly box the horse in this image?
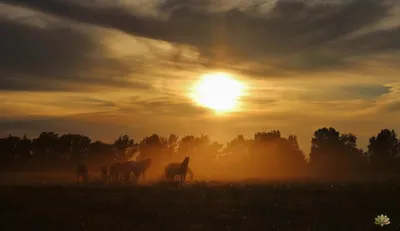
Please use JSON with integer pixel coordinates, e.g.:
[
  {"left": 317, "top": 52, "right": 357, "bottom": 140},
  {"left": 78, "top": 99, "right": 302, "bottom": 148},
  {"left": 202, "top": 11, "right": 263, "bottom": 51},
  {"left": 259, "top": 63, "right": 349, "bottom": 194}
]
[
  {"left": 184, "top": 167, "right": 194, "bottom": 181},
  {"left": 171, "top": 167, "right": 194, "bottom": 181},
  {"left": 76, "top": 163, "right": 89, "bottom": 184},
  {"left": 121, "top": 157, "right": 152, "bottom": 183},
  {"left": 165, "top": 156, "right": 190, "bottom": 182},
  {"left": 100, "top": 165, "right": 108, "bottom": 184},
  {"left": 108, "top": 162, "right": 124, "bottom": 183}
]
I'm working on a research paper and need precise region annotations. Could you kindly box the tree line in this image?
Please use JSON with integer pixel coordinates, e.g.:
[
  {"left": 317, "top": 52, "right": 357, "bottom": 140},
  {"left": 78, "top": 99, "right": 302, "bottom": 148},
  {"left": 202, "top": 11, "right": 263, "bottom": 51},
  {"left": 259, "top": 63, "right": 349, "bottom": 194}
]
[{"left": 0, "top": 127, "right": 399, "bottom": 179}]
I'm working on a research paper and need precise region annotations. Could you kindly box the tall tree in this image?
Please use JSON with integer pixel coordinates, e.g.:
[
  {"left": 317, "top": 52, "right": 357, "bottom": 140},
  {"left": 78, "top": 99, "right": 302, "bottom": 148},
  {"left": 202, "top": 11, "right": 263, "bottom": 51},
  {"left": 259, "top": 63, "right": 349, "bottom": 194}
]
[
  {"left": 138, "top": 134, "right": 166, "bottom": 160},
  {"left": 32, "top": 132, "right": 59, "bottom": 159},
  {"left": 368, "top": 129, "right": 400, "bottom": 173},
  {"left": 88, "top": 141, "right": 114, "bottom": 163},
  {"left": 177, "top": 135, "right": 198, "bottom": 158},
  {"left": 59, "top": 134, "right": 91, "bottom": 161},
  {"left": 16, "top": 134, "right": 32, "bottom": 160},
  {"left": 0, "top": 135, "right": 21, "bottom": 162},
  {"left": 113, "top": 135, "right": 135, "bottom": 161},
  {"left": 163, "top": 134, "right": 179, "bottom": 159},
  {"left": 310, "top": 127, "right": 367, "bottom": 175}
]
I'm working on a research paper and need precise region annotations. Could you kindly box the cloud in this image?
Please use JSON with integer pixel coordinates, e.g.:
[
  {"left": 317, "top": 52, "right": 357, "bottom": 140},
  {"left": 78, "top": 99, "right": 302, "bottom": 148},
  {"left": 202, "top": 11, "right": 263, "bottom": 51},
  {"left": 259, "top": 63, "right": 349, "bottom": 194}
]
[
  {"left": 386, "top": 101, "right": 400, "bottom": 112},
  {"left": 0, "top": 10, "right": 151, "bottom": 91},
  {"left": 291, "top": 84, "right": 392, "bottom": 101},
  {"left": 2, "top": 0, "right": 400, "bottom": 152},
  {"left": 3, "top": 0, "right": 399, "bottom": 77},
  {"left": 121, "top": 96, "right": 212, "bottom": 117}
]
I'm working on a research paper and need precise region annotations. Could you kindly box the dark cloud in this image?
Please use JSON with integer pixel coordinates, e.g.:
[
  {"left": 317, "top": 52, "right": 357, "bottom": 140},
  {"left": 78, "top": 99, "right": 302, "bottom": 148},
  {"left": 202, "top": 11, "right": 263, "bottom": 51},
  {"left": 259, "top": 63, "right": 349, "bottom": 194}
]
[
  {"left": 2, "top": 0, "right": 397, "bottom": 76},
  {"left": 0, "top": 16, "right": 151, "bottom": 91},
  {"left": 341, "top": 26, "right": 400, "bottom": 55},
  {"left": 292, "top": 84, "right": 391, "bottom": 101},
  {"left": 340, "top": 84, "right": 391, "bottom": 99}
]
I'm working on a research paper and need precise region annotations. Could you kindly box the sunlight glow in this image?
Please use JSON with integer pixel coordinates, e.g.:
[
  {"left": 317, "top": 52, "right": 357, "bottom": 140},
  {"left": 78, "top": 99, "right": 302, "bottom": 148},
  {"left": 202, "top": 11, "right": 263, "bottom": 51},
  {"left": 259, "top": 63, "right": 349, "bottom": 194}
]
[{"left": 191, "top": 72, "right": 245, "bottom": 113}]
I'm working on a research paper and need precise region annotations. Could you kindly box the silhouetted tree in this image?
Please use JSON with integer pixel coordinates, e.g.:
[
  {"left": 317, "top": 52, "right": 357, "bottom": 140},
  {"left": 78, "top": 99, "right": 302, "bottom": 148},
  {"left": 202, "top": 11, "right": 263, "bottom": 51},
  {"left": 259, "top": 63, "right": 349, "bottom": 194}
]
[
  {"left": 177, "top": 135, "right": 198, "bottom": 157},
  {"left": 368, "top": 129, "right": 400, "bottom": 173},
  {"left": 309, "top": 127, "right": 367, "bottom": 175},
  {"left": 32, "top": 132, "right": 60, "bottom": 159},
  {"left": 280, "top": 135, "right": 307, "bottom": 173},
  {"left": 16, "top": 134, "right": 32, "bottom": 160},
  {"left": 177, "top": 135, "right": 222, "bottom": 161},
  {"left": 224, "top": 135, "right": 248, "bottom": 156},
  {"left": 58, "top": 134, "right": 91, "bottom": 161},
  {"left": 1, "top": 127, "right": 400, "bottom": 179},
  {"left": 193, "top": 135, "right": 223, "bottom": 171},
  {"left": 248, "top": 131, "right": 307, "bottom": 178},
  {"left": 163, "top": 134, "right": 179, "bottom": 159},
  {"left": 0, "top": 135, "right": 21, "bottom": 162},
  {"left": 113, "top": 135, "right": 135, "bottom": 161},
  {"left": 254, "top": 130, "right": 281, "bottom": 143},
  {"left": 217, "top": 135, "right": 251, "bottom": 178},
  {"left": 138, "top": 134, "right": 166, "bottom": 160},
  {"left": 88, "top": 141, "right": 113, "bottom": 163}
]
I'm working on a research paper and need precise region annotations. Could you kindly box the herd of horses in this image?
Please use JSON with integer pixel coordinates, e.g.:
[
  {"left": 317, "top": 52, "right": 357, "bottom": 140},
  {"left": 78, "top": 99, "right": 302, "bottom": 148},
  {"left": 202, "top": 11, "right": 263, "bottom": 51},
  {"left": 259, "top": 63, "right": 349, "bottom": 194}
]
[{"left": 76, "top": 156, "right": 194, "bottom": 184}]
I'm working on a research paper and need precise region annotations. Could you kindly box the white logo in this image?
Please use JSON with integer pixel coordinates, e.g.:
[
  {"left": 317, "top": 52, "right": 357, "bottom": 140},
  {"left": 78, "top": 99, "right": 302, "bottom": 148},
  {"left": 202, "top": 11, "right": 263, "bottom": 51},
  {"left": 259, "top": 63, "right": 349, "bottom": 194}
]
[{"left": 374, "top": 214, "right": 390, "bottom": 227}]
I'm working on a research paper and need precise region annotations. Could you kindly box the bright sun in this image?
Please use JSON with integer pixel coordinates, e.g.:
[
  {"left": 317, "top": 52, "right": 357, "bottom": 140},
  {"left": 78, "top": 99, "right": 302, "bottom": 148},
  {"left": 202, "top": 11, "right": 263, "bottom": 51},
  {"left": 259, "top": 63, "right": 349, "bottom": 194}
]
[{"left": 191, "top": 72, "right": 245, "bottom": 113}]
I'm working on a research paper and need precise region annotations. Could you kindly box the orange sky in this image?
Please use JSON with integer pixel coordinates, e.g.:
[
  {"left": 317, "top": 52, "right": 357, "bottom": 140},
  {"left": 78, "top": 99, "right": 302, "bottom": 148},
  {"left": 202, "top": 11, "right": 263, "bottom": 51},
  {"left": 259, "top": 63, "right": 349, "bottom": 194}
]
[{"left": 1, "top": 0, "right": 400, "bottom": 153}]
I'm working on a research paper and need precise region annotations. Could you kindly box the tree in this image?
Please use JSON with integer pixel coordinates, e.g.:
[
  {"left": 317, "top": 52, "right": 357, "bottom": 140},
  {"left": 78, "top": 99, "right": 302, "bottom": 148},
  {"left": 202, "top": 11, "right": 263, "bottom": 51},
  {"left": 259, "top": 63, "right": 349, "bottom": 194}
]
[
  {"left": 88, "top": 141, "right": 113, "bottom": 163},
  {"left": 113, "top": 135, "right": 135, "bottom": 161},
  {"left": 280, "top": 135, "right": 307, "bottom": 173},
  {"left": 177, "top": 135, "right": 198, "bottom": 157},
  {"left": 0, "top": 135, "right": 21, "bottom": 162},
  {"left": 250, "top": 131, "right": 307, "bottom": 178},
  {"left": 217, "top": 135, "right": 251, "bottom": 178},
  {"left": 254, "top": 130, "right": 281, "bottom": 143},
  {"left": 368, "top": 129, "right": 400, "bottom": 173},
  {"left": 138, "top": 134, "right": 166, "bottom": 160},
  {"left": 59, "top": 134, "right": 91, "bottom": 161},
  {"left": 163, "top": 134, "right": 179, "bottom": 159},
  {"left": 309, "top": 127, "right": 367, "bottom": 175},
  {"left": 224, "top": 135, "right": 248, "bottom": 154},
  {"left": 16, "top": 134, "right": 32, "bottom": 160},
  {"left": 32, "top": 132, "right": 60, "bottom": 159}
]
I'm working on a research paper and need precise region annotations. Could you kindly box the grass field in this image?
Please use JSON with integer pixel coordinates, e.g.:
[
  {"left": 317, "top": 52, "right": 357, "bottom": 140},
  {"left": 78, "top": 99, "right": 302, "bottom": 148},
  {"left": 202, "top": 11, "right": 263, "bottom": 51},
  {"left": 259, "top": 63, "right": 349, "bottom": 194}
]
[{"left": 1, "top": 179, "right": 400, "bottom": 231}]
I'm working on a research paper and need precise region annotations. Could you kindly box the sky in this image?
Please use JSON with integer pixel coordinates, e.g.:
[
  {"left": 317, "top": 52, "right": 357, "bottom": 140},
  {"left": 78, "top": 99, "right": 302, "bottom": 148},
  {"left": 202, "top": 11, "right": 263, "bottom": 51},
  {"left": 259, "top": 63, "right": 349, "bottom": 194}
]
[{"left": 1, "top": 0, "right": 400, "bottom": 153}]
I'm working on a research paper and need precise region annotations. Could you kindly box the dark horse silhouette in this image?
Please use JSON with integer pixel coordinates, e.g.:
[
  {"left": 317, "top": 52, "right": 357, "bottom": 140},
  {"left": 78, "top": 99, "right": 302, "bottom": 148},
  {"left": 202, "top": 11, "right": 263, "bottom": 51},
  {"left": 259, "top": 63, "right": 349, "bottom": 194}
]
[
  {"left": 120, "top": 157, "right": 152, "bottom": 183},
  {"left": 108, "top": 162, "right": 123, "bottom": 183},
  {"left": 165, "top": 156, "right": 190, "bottom": 182}
]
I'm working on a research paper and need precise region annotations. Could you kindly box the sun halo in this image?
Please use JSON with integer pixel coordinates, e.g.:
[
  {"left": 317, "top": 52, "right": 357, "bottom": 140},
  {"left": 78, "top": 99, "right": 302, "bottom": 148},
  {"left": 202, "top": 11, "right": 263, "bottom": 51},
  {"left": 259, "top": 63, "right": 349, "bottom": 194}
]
[{"left": 190, "top": 72, "right": 245, "bottom": 113}]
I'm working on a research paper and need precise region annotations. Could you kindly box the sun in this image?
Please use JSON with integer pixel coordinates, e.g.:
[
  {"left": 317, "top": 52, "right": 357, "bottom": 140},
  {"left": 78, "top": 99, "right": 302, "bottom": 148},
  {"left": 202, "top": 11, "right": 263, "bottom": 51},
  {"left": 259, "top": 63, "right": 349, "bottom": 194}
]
[{"left": 190, "top": 72, "right": 245, "bottom": 113}]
